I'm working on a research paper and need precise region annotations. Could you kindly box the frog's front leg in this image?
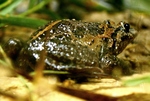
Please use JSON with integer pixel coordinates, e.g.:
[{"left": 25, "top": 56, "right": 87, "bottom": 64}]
[{"left": 100, "top": 54, "right": 134, "bottom": 76}]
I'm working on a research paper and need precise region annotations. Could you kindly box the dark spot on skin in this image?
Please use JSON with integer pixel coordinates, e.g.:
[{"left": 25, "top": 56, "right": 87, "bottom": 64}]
[
  {"left": 91, "top": 39, "right": 94, "bottom": 43},
  {"left": 106, "top": 20, "right": 110, "bottom": 25},
  {"left": 124, "top": 23, "right": 130, "bottom": 33},
  {"left": 121, "top": 35, "right": 129, "bottom": 41},
  {"left": 111, "top": 39, "right": 117, "bottom": 52},
  {"left": 102, "top": 37, "right": 108, "bottom": 42},
  {"left": 114, "top": 27, "right": 121, "bottom": 33},
  {"left": 106, "top": 20, "right": 113, "bottom": 28},
  {"left": 89, "top": 39, "right": 95, "bottom": 45},
  {"left": 111, "top": 33, "right": 117, "bottom": 39}
]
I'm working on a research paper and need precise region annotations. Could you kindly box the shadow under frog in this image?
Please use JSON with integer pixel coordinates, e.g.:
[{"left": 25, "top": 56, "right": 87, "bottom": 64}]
[{"left": 3, "top": 19, "right": 137, "bottom": 79}]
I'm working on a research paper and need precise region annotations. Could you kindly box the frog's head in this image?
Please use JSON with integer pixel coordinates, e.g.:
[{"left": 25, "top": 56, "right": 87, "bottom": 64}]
[{"left": 110, "top": 21, "right": 137, "bottom": 55}]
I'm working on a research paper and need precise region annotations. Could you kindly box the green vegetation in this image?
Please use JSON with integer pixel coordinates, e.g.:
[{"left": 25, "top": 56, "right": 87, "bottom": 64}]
[{"left": 0, "top": 0, "right": 149, "bottom": 28}]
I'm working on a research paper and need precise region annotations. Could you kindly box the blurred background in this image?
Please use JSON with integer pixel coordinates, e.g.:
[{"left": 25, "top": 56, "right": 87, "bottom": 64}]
[
  {"left": 0, "top": 0, "right": 150, "bottom": 40},
  {"left": 0, "top": 0, "right": 150, "bottom": 27}
]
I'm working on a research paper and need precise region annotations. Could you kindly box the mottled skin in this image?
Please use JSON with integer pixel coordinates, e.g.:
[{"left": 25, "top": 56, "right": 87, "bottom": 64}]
[{"left": 5, "top": 19, "right": 137, "bottom": 78}]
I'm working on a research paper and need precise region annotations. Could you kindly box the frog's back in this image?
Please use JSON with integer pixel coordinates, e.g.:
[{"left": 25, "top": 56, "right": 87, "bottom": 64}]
[{"left": 18, "top": 19, "right": 104, "bottom": 71}]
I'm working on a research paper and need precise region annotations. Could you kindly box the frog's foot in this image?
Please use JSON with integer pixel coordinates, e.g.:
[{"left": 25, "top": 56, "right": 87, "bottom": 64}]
[
  {"left": 67, "top": 66, "right": 107, "bottom": 78},
  {"left": 115, "top": 59, "right": 138, "bottom": 75},
  {"left": 100, "top": 54, "right": 136, "bottom": 77},
  {"left": 99, "top": 54, "right": 118, "bottom": 75},
  {"left": 59, "top": 66, "right": 110, "bottom": 82},
  {"left": 111, "top": 59, "right": 137, "bottom": 77}
]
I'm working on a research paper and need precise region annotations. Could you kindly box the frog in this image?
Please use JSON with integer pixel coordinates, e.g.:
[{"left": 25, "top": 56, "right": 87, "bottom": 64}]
[{"left": 4, "top": 19, "right": 137, "bottom": 78}]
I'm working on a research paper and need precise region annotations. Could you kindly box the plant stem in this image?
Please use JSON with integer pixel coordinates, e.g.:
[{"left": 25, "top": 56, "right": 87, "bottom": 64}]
[
  {"left": 0, "top": 0, "right": 12, "bottom": 9},
  {"left": 19, "top": 0, "right": 51, "bottom": 17},
  {"left": 0, "top": 0, "right": 22, "bottom": 15},
  {"left": 0, "top": 15, "right": 48, "bottom": 29}
]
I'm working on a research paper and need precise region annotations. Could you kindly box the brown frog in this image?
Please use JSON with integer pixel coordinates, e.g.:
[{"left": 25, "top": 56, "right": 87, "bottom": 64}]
[{"left": 4, "top": 19, "right": 137, "bottom": 78}]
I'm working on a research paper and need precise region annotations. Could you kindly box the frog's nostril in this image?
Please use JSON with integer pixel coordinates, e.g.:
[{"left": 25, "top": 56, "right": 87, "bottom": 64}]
[{"left": 124, "top": 23, "right": 130, "bottom": 32}]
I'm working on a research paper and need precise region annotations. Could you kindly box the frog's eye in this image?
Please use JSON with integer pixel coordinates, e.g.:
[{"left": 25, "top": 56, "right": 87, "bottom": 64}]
[{"left": 124, "top": 23, "right": 130, "bottom": 32}]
